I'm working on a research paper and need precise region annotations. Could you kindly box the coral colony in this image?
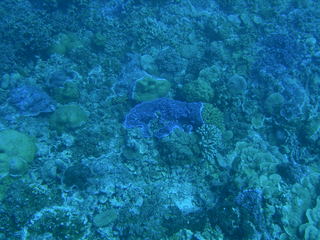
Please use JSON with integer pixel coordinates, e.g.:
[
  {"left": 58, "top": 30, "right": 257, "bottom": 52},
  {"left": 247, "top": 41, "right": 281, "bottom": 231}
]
[{"left": 124, "top": 98, "right": 203, "bottom": 138}]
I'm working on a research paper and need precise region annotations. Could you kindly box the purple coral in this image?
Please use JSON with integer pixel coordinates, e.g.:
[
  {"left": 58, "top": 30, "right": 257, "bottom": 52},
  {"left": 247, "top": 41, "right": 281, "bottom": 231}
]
[
  {"left": 9, "top": 85, "right": 56, "bottom": 116},
  {"left": 124, "top": 98, "right": 203, "bottom": 138}
]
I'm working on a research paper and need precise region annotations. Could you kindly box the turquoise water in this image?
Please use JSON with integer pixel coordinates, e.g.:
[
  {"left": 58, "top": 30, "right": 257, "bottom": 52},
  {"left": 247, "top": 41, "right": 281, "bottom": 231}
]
[{"left": 0, "top": 0, "right": 320, "bottom": 239}]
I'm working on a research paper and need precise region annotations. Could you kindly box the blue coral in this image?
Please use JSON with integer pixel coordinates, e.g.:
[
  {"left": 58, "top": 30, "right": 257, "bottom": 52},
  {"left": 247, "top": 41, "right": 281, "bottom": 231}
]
[
  {"left": 124, "top": 98, "right": 203, "bottom": 138},
  {"left": 9, "top": 85, "right": 56, "bottom": 116},
  {"left": 253, "top": 33, "right": 306, "bottom": 79}
]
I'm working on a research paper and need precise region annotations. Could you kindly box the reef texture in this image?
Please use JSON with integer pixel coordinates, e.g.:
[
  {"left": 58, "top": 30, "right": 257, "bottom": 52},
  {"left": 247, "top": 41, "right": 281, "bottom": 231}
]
[{"left": 0, "top": 0, "right": 320, "bottom": 239}]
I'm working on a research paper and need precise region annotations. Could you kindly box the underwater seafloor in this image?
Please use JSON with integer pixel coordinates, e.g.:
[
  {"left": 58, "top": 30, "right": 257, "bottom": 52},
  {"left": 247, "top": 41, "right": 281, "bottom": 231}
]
[{"left": 1, "top": 0, "right": 320, "bottom": 239}]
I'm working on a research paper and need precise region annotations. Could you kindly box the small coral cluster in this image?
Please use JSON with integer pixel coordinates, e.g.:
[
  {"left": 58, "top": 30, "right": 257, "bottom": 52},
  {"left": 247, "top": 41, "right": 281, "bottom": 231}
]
[{"left": 197, "top": 124, "right": 222, "bottom": 162}]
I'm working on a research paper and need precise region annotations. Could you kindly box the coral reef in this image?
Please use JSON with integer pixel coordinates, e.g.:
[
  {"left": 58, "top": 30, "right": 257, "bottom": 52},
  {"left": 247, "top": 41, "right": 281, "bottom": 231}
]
[
  {"left": 53, "top": 81, "right": 80, "bottom": 104},
  {"left": 254, "top": 33, "right": 306, "bottom": 79},
  {"left": 299, "top": 196, "right": 320, "bottom": 240},
  {"left": 48, "top": 33, "right": 84, "bottom": 56},
  {"left": 1, "top": 0, "right": 320, "bottom": 239}
]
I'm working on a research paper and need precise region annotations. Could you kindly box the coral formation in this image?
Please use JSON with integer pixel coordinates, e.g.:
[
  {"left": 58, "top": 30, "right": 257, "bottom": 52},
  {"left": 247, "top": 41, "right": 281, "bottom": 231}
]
[
  {"left": 197, "top": 65, "right": 220, "bottom": 84},
  {"left": 254, "top": 33, "right": 306, "bottom": 79},
  {"left": 157, "top": 128, "right": 201, "bottom": 165},
  {"left": 181, "top": 79, "right": 214, "bottom": 103},
  {"left": 235, "top": 189, "right": 265, "bottom": 232},
  {"left": 155, "top": 48, "right": 187, "bottom": 77},
  {"left": 201, "top": 103, "right": 225, "bottom": 130},
  {"left": 48, "top": 33, "right": 84, "bottom": 56},
  {"left": 25, "top": 206, "right": 88, "bottom": 240},
  {"left": 227, "top": 74, "right": 247, "bottom": 95},
  {"left": 124, "top": 98, "right": 203, "bottom": 138},
  {"left": 49, "top": 104, "right": 88, "bottom": 133},
  {"left": 265, "top": 92, "right": 285, "bottom": 115},
  {"left": 9, "top": 85, "right": 56, "bottom": 116},
  {"left": 53, "top": 81, "right": 80, "bottom": 103},
  {"left": 0, "top": 130, "right": 37, "bottom": 178},
  {"left": 196, "top": 124, "right": 222, "bottom": 163},
  {"left": 299, "top": 196, "right": 320, "bottom": 240},
  {"left": 132, "top": 75, "right": 171, "bottom": 102}
]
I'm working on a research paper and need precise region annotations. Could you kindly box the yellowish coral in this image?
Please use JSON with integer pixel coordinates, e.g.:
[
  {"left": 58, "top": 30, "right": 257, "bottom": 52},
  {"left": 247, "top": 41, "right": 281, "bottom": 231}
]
[
  {"left": 132, "top": 75, "right": 171, "bottom": 102},
  {"left": 201, "top": 103, "right": 224, "bottom": 130}
]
